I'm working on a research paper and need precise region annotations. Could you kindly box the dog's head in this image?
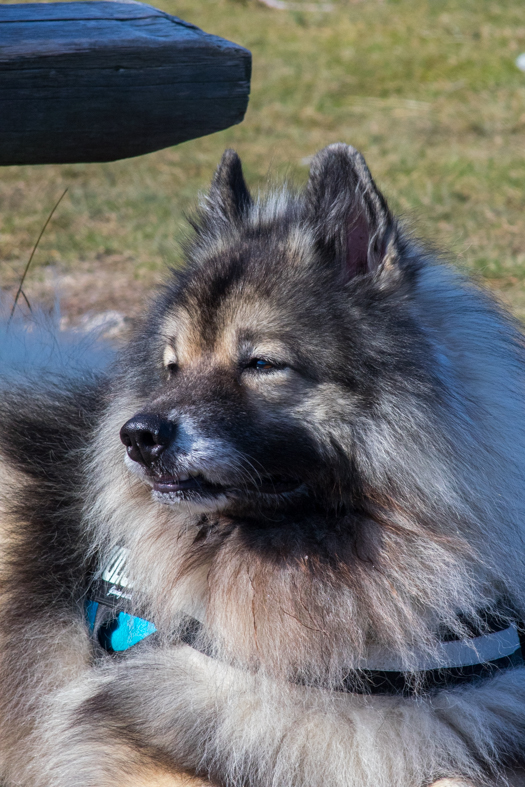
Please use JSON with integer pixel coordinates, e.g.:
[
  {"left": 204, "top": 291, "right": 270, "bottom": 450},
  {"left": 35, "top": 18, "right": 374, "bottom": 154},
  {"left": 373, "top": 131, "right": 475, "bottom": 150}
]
[{"left": 119, "top": 146, "right": 433, "bottom": 529}]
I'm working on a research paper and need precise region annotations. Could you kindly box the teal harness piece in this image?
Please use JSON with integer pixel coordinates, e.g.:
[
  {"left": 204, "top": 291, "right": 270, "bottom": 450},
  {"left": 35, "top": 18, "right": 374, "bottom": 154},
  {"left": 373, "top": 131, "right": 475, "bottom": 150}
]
[{"left": 86, "top": 600, "right": 156, "bottom": 653}]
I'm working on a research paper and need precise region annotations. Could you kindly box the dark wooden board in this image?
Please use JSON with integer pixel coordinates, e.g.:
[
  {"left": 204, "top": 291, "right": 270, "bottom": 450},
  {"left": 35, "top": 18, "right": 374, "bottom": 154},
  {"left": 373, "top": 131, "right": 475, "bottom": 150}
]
[{"left": 0, "top": 1, "right": 251, "bottom": 164}]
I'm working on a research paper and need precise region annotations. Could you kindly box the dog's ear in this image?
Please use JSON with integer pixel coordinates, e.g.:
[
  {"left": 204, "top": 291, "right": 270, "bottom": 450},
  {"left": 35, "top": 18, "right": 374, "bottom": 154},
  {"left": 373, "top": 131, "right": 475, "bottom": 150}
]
[
  {"left": 205, "top": 149, "right": 253, "bottom": 225},
  {"left": 305, "top": 143, "right": 400, "bottom": 279}
]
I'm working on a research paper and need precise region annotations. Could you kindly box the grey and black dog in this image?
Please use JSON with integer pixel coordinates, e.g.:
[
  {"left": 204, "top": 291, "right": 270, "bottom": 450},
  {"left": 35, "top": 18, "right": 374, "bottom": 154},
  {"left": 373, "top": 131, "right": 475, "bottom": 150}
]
[{"left": 2, "top": 144, "right": 525, "bottom": 787}]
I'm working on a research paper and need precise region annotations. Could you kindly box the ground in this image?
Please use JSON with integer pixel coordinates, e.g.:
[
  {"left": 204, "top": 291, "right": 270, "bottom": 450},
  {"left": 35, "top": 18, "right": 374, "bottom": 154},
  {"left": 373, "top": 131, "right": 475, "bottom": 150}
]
[{"left": 1, "top": 0, "right": 525, "bottom": 338}]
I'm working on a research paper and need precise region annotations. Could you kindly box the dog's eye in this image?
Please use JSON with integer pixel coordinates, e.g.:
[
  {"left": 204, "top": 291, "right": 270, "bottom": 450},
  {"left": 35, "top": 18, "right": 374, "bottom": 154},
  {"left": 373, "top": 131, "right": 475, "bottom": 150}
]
[
  {"left": 245, "top": 358, "right": 281, "bottom": 373},
  {"left": 163, "top": 346, "right": 178, "bottom": 375}
]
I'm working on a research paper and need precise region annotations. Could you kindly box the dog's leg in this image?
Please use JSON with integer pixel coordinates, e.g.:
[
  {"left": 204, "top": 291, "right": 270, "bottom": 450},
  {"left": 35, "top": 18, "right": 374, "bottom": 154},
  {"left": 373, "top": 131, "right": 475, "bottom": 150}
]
[
  {"left": 14, "top": 643, "right": 220, "bottom": 787},
  {"left": 0, "top": 611, "right": 93, "bottom": 784}
]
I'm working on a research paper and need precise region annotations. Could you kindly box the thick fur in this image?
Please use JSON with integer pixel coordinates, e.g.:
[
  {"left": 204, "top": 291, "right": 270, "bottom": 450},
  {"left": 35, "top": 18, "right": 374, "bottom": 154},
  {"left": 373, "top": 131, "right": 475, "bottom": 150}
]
[{"left": 2, "top": 144, "right": 525, "bottom": 787}]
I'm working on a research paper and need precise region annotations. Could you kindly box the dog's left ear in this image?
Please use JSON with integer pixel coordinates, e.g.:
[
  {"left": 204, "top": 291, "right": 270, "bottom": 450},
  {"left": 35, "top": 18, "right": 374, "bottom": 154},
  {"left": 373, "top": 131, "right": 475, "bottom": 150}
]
[
  {"left": 305, "top": 143, "right": 400, "bottom": 279},
  {"left": 205, "top": 149, "right": 253, "bottom": 225}
]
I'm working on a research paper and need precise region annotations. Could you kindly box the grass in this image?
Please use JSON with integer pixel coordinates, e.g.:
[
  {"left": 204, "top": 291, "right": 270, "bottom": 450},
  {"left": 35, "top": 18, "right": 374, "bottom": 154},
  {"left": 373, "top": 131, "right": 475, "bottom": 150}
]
[{"left": 1, "top": 0, "right": 525, "bottom": 317}]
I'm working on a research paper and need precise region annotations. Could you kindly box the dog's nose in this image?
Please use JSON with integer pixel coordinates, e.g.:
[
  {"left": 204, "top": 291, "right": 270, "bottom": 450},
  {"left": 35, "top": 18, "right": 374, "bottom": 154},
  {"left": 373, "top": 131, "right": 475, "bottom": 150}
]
[{"left": 120, "top": 414, "right": 175, "bottom": 467}]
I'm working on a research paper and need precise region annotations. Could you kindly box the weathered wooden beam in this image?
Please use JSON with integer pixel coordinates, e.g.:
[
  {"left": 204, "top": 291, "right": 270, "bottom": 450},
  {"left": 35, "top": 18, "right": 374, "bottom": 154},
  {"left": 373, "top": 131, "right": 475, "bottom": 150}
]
[{"left": 0, "top": 1, "right": 251, "bottom": 165}]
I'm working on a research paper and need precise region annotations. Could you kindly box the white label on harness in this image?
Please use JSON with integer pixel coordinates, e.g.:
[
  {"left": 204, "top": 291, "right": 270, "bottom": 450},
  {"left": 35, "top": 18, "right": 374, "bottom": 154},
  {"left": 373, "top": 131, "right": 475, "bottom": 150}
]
[{"left": 99, "top": 546, "right": 133, "bottom": 589}]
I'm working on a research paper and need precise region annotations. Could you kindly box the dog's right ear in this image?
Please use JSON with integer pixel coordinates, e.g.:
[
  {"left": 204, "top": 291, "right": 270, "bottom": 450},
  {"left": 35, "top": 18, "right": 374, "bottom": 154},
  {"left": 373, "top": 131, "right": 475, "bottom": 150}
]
[
  {"left": 304, "top": 143, "right": 400, "bottom": 280},
  {"left": 204, "top": 149, "right": 253, "bottom": 226}
]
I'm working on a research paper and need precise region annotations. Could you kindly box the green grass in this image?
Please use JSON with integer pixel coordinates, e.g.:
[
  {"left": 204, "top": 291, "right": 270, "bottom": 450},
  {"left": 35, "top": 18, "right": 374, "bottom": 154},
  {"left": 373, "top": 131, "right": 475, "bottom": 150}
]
[{"left": 1, "top": 0, "right": 525, "bottom": 316}]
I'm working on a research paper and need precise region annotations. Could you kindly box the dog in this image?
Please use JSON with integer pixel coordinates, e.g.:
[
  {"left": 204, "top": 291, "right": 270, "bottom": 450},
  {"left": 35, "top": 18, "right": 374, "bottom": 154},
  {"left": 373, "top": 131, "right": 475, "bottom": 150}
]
[{"left": 1, "top": 143, "right": 525, "bottom": 787}]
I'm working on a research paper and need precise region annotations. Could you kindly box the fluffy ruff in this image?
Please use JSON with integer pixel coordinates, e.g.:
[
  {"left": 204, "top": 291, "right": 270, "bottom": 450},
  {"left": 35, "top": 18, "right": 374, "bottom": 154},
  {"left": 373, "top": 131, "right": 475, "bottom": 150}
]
[{"left": 1, "top": 144, "right": 525, "bottom": 787}]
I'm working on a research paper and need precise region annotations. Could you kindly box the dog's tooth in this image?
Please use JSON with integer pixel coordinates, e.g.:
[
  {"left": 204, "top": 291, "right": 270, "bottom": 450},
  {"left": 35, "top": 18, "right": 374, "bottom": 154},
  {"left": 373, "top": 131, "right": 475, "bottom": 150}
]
[
  {"left": 188, "top": 470, "right": 200, "bottom": 478},
  {"left": 178, "top": 473, "right": 190, "bottom": 482}
]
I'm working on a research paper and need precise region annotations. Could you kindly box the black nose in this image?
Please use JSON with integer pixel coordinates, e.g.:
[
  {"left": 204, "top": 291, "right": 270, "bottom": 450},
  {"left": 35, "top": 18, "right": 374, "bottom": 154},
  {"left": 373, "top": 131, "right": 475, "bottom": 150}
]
[{"left": 120, "top": 413, "right": 175, "bottom": 467}]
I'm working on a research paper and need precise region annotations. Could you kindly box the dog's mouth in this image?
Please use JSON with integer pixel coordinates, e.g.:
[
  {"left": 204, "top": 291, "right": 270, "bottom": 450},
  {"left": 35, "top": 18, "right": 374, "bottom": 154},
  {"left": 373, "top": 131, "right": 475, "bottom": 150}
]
[{"left": 150, "top": 472, "right": 302, "bottom": 500}]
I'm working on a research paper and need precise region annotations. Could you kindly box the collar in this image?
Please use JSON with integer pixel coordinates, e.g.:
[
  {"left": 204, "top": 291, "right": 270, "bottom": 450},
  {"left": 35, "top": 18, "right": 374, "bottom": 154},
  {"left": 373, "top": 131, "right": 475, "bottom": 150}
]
[{"left": 86, "top": 546, "right": 524, "bottom": 695}]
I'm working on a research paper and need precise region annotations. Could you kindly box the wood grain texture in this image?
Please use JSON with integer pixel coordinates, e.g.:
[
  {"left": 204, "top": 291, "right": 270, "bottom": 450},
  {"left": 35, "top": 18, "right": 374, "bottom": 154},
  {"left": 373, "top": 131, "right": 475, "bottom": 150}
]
[{"left": 0, "top": 1, "right": 251, "bottom": 164}]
